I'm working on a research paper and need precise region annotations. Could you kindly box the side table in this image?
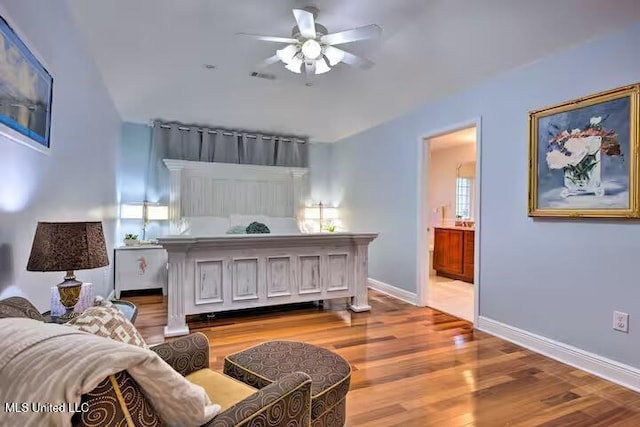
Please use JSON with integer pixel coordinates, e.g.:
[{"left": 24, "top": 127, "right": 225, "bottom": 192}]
[
  {"left": 43, "top": 300, "right": 138, "bottom": 324},
  {"left": 114, "top": 245, "right": 168, "bottom": 299}
]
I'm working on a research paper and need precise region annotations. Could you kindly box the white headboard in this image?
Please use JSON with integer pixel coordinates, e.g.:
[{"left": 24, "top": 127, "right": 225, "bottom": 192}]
[{"left": 163, "top": 159, "right": 309, "bottom": 234}]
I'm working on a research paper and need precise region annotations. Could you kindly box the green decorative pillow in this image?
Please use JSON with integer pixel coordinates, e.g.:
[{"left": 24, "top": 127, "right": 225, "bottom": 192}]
[
  {"left": 246, "top": 221, "right": 270, "bottom": 234},
  {"left": 226, "top": 225, "right": 247, "bottom": 234}
]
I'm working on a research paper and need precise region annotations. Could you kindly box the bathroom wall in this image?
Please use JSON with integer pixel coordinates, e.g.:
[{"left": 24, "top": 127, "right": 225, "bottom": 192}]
[{"left": 428, "top": 142, "right": 476, "bottom": 235}]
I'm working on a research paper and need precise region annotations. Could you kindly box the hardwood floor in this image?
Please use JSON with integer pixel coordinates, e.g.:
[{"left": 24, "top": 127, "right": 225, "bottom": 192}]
[{"left": 126, "top": 291, "right": 640, "bottom": 426}]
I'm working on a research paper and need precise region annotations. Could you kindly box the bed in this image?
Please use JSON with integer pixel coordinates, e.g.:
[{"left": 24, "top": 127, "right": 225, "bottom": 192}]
[{"left": 158, "top": 159, "right": 378, "bottom": 337}]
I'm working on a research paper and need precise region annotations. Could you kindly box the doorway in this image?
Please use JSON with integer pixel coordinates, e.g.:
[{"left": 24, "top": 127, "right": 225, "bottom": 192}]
[{"left": 417, "top": 120, "right": 481, "bottom": 324}]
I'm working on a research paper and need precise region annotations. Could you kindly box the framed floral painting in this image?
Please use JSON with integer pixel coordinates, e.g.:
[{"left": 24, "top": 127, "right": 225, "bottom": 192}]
[{"left": 528, "top": 84, "right": 639, "bottom": 218}]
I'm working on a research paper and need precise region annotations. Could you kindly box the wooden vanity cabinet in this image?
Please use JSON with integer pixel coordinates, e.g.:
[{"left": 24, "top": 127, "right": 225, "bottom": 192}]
[{"left": 433, "top": 227, "right": 474, "bottom": 283}]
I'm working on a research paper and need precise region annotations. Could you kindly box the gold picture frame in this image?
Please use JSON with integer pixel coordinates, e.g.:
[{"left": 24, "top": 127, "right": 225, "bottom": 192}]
[{"left": 528, "top": 84, "right": 640, "bottom": 218}]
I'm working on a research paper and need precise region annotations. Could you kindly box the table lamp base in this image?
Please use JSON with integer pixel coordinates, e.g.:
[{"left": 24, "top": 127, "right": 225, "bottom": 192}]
[{"left": 58, "top": 271, "right": 82, "bottom": 321}]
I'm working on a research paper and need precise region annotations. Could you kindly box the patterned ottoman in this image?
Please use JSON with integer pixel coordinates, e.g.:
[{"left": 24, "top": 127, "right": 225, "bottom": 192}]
[{"left": 224, "top": 341, "right": 351, "bottom": 427}]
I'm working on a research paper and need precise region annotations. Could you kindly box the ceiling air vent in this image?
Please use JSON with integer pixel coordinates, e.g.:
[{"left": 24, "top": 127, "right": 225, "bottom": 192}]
[{"left": 251, "top": 71, "right": 276, "bottom": 80}]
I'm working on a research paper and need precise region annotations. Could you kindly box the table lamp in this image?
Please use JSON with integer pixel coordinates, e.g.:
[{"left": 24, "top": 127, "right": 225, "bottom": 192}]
[
  {"left": 27, "top": 221, "right": 109, "bottom": 320},
  {"left": 120, "top": 201, "right": 168, "bottom": 240},
  {"left": 304, "top": 202, "right": 340, "bottom": 232}
]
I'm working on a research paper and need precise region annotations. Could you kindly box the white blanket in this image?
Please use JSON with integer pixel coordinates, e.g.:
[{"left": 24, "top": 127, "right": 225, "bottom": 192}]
[{"left": 0, "top": 318, "right": 219, "bottom": 427}]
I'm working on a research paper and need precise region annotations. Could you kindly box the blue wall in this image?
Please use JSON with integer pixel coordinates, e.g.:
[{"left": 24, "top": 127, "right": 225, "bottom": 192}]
[
  {"left": 118, "top": 123, "right": 151, "bottom": 205},
  {"left": 117, "top": 122, "right": 168, "bottom": 240},
  {"left": 0, "top": 0, "right": 122, "bottom": 308},
  {"left": 334, "top": 22, "right": 640, "bottom": 368},
  {"left": 308, "top": 142, "right": 335, "bottom": 205}
]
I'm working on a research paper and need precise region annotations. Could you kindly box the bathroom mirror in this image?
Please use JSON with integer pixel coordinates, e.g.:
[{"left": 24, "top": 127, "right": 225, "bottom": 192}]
[{"left": 455, "top": 162, "right": 476, "bottom": 220}]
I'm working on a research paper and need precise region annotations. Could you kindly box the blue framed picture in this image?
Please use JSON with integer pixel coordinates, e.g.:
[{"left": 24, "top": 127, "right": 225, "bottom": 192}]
[
  {"left": 528, "top": 84, "right": 639, "bottom": 218},
  {"left": 0, "top": 15, "right": 53, "bottom": 150}
]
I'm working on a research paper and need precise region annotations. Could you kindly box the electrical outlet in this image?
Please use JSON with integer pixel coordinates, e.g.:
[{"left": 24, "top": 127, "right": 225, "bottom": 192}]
[{"left": 613, "top": 311, "right": 629, "bottom": 333}]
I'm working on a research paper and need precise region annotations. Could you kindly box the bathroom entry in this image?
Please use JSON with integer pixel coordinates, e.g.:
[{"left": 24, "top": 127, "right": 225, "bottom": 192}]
[{"left": 425, "top": 126, "right": 477, "bottom": 322}]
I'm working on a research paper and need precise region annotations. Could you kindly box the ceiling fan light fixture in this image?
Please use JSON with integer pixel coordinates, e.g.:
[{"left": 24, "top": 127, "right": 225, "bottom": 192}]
[
  {"left": 323, "top": 46, "right": 344, "bottom": 66},
  {"left": 276, "top": 44, "right": 299, "bottom": 64},
  {"left": 301, "top": 39, "right": 322, "bottom": 59},
  {"left": 285, "top": 57, "right": 303, "bottom": 73},
  {"left": 315, "top": 59, "right": 331, "bottom": 74},
  {"left": 240, "top": 6, "right": 380, "bottom": 82}
]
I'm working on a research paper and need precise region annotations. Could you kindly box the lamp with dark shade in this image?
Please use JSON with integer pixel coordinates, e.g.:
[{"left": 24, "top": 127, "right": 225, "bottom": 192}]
[{"left": 27, "top": 221, "right": 109, "bottom": 320}]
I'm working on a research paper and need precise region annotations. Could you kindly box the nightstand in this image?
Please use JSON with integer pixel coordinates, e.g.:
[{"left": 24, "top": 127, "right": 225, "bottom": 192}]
[
  {"left": 43, "top": 300, "right": 138, "bottom": 324},
  {"left": 114, "top": 245, "right": 168, "bottom": 298}
]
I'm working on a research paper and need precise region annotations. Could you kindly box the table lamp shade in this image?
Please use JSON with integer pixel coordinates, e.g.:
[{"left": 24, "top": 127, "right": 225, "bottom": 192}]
[{"left": 27, "top": 222, "right": 109, "bottom": 272}]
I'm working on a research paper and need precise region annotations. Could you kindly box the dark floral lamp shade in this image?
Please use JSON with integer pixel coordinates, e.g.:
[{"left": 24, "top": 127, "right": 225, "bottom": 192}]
[{"left": 27, "top": 222, "right": 109, "bottom": 320}]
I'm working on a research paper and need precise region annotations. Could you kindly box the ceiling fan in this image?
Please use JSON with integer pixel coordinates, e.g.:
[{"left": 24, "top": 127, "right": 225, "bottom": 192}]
[{"left": 238, "top": 6, "right": 382, "bottom": 85}]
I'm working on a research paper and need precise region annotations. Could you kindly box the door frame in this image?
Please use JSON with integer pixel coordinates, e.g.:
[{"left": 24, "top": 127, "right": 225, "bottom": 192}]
[{"left": 416, "top": 117, "right": 482, "bottom": 325}]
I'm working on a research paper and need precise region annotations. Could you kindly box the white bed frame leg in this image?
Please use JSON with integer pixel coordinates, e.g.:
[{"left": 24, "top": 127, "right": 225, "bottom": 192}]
[
  {"left": 350, "top": 242, "right": 372, "bottom": 312},
  {"left": 164, "top": 252, "right": 190, "bottom": 337},
  {"left": 164, "top": 324, "right": 189, "bottom": 337}
]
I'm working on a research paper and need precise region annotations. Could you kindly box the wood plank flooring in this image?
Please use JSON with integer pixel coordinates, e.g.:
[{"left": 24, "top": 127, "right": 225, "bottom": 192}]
[{"left": 126, "top": 291, "right": 640, "bottom": 426}]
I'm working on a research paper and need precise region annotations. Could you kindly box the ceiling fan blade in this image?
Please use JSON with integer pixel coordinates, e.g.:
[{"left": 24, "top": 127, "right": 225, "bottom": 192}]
[
  {"left": 293, "top": 9, "right": 316, "bottom": 39},
  {"left": 320, "top": 24, "right": 382, "bottom": 45},
  {"left": 236, "top": 33, "right": 298, "bottom": 43},
  {"left": 304, "top": 60, "right": 316, "bottom": 86},
  {"left": 256, "top": 54, "right": 280, "bottom": 70},
  {"left": 338, "top": 49, "right": 374, "bottom": 69}
]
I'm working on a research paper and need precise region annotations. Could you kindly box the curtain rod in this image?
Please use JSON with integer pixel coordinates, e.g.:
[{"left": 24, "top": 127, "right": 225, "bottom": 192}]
[{"left": 155, "top": 123, "right": 307, "bottom": 143}]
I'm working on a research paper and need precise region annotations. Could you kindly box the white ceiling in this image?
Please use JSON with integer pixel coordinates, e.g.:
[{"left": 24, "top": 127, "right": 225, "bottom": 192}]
[
  {"left": 66, "top": 0, "right": 640, "bottom": 142},
  {"left": 430, "top": 127, "right": 476, "bottom": 151}
]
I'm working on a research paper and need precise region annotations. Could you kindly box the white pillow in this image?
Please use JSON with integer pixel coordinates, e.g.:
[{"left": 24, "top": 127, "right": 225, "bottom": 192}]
[
  {"left": 182, "top": 217, "right": 230, "bottom": 235},
  {"left": 264, "top": 217, "right": 301, "bottom": 234},
  {"left": 229, "top": 214, "right": 268, "bottom": 228}
]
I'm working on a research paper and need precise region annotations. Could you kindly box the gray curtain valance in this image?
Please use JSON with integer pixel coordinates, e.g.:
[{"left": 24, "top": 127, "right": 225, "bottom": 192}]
[{"left": 151, "top": 122, "right": 308, "bottom": 168}]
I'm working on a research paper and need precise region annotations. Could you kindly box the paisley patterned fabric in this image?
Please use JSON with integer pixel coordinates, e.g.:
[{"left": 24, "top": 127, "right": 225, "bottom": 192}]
[
  {"left": 151, "top": 332, "right": 210, "bottom": 377},
  {"left": 223, "top": 341, "right": 351, "bottom": 427},
  {"left": 72, "top": 371, "right": 162, "bottom": 427},
  {"left": 72, "top": 334, "right": 212, "bottom": 427},
  {"left": 311, "top": 398, "right": 345, "bottom": 427},
  {"left": 0, "top": 296, "right": 45, "bottom": 321},
  {"left": 309, "top": 377, "right": 350, "bottom": 421},
  {"left": 206, "top": 372, "right": 312, "bottom": 427}
]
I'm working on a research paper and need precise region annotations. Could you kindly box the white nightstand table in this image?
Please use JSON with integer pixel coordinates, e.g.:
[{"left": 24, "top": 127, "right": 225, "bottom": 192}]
[{"left": 114, "top": 245, "right": 168, "bottom": 299}]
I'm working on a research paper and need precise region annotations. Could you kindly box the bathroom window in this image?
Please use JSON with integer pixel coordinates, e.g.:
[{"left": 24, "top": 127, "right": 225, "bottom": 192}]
[{"left": 455, "top": 177, "right": 473, "bottom": 219}]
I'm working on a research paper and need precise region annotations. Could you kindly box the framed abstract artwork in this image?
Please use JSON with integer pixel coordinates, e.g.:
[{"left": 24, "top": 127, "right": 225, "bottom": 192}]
[
  {"left": 528, "top": 84, "right": 639, "bottom": 218},
  {"left": 0, "top": 14, "right": 53, "bottom": 152}
]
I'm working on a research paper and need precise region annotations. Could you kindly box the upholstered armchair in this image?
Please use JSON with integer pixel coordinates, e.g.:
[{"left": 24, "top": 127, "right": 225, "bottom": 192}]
[{"left": 0, "top": 297, "right": 312, "bottom": 427}]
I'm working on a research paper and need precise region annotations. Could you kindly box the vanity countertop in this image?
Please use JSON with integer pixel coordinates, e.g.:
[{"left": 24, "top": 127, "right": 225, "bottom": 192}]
[{"left": 433, "top": 225, "right": 475, "bottom": 231}]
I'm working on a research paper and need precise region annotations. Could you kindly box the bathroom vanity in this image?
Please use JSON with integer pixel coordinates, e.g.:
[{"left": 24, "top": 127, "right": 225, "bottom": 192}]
[{"left": 433, "top": 226, "right": 475, "bottom": 283}]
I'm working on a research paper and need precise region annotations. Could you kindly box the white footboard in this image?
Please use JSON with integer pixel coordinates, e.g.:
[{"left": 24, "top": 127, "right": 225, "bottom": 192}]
[{"left": 159, "top": 233, "right": 377, "bottom": 337}]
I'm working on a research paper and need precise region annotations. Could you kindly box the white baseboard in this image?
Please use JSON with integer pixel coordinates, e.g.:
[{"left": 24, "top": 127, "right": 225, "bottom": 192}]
[
  {"left": 478, "top": 316, "right": 640, "bottom": 393},
  {"left": 368, "top": 278, "right": 417, "bottom": 305}
]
